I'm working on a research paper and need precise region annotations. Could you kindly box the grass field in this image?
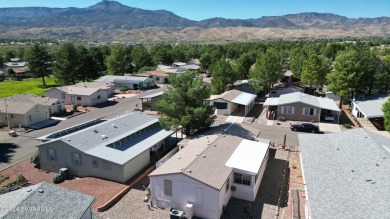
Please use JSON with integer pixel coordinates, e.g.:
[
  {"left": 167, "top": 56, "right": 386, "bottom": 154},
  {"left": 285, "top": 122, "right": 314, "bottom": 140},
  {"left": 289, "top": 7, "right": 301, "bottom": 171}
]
[{"left": 0, "top": 77, "right": 59, "bottom": 98}]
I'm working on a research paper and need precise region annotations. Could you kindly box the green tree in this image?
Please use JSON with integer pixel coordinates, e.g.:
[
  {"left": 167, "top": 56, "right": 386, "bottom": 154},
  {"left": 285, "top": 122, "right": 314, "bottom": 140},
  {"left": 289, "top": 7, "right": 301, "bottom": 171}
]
[
  {"left": 172, "top": 45, "right": 188, "bottom": 62},
  {"left": 131, "top": 45, "right": 152, "bottom": 72},
  {"left": 76, "top": 45, "right": 98, "bottom": 82},
  {"left": 321, "top": 43, "right": 345, "bottom": 61},
  {"left": 89, "top": 46, "right": 107, "bottom": 74},
  {"left": 250, "top": 48, "right": 284, "bottom": 93},
  {"left": 289, "top": 47, "right": 308, "bottom": 79},
  {"left": 300, "top": 53, "right": 331, "bottom": 93},
  {"left": 54, "top": 43, "right": 79, "bottom": 84},
  {"left": 382, "top": 98, "right": 390, "bottom": 131},
  {"left": 4, "top": 50, "right": 16, "bottom": 61},
  {"left": 378, "top": 55, "right": 390, "bottom": 93},
  {"left": 210, "top": 59, "right": 240, "bottom": 94},
  {"left": 105, "top": 45, "right": 133, "bottom": 75},
  {"left": 0, "top": 54, "right": 4, "bottom": 67},
  {"left": 150, "top": 44, "right": 173, "bottom": 65},
  {"left": 25, "top": 43, "right": 51, "bottom": 86},
  {"left": 156, "top": 71, "right": 214, "bottom": 135},
  {"left": 236, "top": 52, "right": 256, "bottom": 79}
]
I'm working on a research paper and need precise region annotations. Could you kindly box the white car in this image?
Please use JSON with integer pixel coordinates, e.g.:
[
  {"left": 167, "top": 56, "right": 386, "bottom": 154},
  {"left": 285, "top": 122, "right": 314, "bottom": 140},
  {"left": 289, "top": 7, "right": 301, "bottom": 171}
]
[{"left": 323, "top": 113, "right": 335, "bottom": 122}]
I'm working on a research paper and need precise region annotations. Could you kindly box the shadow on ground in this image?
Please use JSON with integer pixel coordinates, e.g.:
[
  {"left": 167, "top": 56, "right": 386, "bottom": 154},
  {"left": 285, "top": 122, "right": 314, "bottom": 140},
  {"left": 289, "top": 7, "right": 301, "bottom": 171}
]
[
  {"left": 93, "top": 100, "right": 119, "bottom": 109},
  {"left": 194, "top": 123, "right": 259, "bottom": 141},
  {"left": 0, "top": 143, "right": 20, "bottom": 164},
  {"left": 222, "top": 148, "right": 289, "bottom": 219}
]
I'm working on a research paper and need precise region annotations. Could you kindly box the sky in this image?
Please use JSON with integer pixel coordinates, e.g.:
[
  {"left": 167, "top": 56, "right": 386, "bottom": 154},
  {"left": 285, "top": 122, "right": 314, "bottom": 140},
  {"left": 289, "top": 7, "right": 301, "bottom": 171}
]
[{"left": 0, "top": 0, "right": 389, "bottom": 21}]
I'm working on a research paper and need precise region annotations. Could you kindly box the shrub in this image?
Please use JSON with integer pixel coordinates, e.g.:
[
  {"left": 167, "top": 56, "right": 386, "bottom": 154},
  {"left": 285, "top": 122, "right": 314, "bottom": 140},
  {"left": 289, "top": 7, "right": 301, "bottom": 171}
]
[
  {"left": 0, "top": 176, "right": 9, "bottom": 184},
  {"left": 146, "top": 186, "right": 151, "bottom": 198},
  {"left": 52, "top": 174, "right": 64, "bottom": 184},
  {"left": 30, "top": 150, "right": 40, "bottom": 165},
  {"left": 82, "top": 105, "right": 88, "bottom": 108},
  {"left": 276, "top": 122, "right": 281, "bottom": 125},
  {"left": 118, "top": 86, "right": 129, "bottom": 92},
  {"left": 343, "top": 123, "right": 352, "bottom": 129},
  {"left": 72, "top": 105, "right": 78, "bottom": 111},
  {"left": 277, "top": 116, "right": 286, "bottom": 121},
  {"left": 3, "top": 174, "right": 27, "bottom": 188}
]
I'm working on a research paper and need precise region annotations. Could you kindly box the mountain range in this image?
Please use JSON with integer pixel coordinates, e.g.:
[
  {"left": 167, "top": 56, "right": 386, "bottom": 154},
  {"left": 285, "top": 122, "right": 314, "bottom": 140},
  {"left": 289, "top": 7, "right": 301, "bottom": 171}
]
[{"left": 0, "top": 0, "right": 389, "bottom": 42}]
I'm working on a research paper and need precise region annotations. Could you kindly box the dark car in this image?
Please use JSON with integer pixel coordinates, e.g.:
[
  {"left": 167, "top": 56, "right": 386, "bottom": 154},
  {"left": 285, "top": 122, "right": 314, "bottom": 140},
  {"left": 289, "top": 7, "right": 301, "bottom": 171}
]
[{"left": 290, "top": 123, "right": 320, "bottom": 133}]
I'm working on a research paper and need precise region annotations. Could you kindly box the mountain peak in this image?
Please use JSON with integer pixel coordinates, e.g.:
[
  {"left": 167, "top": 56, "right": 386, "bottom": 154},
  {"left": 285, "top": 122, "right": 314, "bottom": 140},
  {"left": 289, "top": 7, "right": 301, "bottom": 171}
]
[{"left": 88, "top": 0, "right": 128, "bottom": 10}]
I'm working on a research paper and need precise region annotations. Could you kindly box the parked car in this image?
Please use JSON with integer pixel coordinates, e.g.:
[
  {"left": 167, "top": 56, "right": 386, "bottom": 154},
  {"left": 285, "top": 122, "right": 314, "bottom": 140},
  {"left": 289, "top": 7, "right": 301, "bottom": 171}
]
[
  {"left": 323, "top": 113, "right": 335, "bottom": 122},
  {"left": 290, "top": 123, "right": 320, "bottom": 133}
]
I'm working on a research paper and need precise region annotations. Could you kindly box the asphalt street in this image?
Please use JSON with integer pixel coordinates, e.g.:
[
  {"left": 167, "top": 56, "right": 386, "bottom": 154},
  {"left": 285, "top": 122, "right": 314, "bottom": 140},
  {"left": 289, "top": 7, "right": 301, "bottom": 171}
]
[{"left": 0, "top": 86, "right": 166, "bottom": 170}]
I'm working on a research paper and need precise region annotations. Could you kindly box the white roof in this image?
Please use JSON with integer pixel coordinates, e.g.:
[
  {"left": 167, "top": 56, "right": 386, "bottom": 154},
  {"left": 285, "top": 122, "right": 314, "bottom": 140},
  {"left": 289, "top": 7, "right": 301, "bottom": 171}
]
[
  {"left": 264, "top": 92, "right": 340, "bottom": 112},
  {"left": 225, "top": 139, "right": 269, "bottom": 174},
  {"left": 353, "top": 96, "right": 389, "bottom": 118},
  {"left": 231, "top": 92, "right": 256, "bottom": 106},
  {"left": 263, "top": 97, "right": 280, "bottom": 106},
  {"left": 139, "top": 91, "right": 164, "bottom": 99}
]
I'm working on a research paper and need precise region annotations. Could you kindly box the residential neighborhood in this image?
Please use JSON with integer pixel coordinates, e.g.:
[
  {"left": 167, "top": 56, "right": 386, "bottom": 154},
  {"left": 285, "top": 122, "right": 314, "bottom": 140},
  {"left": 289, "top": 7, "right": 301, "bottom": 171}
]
[{"left": 0, "top": 2, "right": 390, "bottom": 219}]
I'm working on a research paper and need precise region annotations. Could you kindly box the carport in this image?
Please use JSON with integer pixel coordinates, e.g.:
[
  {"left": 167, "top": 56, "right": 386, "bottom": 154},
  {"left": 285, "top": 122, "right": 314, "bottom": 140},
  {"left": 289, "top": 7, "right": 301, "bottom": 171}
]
[
  {"left": 230, "top": 92, "right": 257, "bottom": 116},
  {"left": 318, "top": 98, "right": 341, "bottom": 124},
  {"left": 351, "top": 95, "right": 389, "bottom": 129}
]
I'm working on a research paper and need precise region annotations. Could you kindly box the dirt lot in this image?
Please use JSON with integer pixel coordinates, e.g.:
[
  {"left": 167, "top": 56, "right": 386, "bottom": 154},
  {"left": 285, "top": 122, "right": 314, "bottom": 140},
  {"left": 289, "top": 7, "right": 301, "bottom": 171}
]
[{"left": 0, "top": 159, "right": 127, "bottom": 209}]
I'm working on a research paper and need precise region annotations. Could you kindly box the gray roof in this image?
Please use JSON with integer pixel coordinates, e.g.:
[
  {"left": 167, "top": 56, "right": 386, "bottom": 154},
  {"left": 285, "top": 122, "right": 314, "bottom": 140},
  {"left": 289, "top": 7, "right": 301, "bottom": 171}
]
[
  {"left": 298, "top": 129, "right": 390, "bottom": 219},
  {"left": 353, "top": 95, "right": 389, "bottom": 118},
  {"left": 150, "top": 135, "right": 269, "bottom": 190},
  {"left": 264, "top": 92, "right": 340, "bottom": 112},
  {"left": 95, "top": 75, "right": 150, "bottom": 83},
  {"left": 5, "top": 94, "right": 60, "bottom": 106},
  {"left": 38, "top": 112, "right": 174, "bottom": 165},
  {"left": 209, "top": 89, "right": 249, "bottom": 103},
  {"left": 139, "top": 91, "right": 164, "bottom": 99},
  {"left": 0, "top": 182, "right": 94, "bottom": 219},
  {"left": 0, "top": 97, "right": 37, "bottom": 114},
  {"left": 54, "top": 86, "right": 103, "bottom": 96}
]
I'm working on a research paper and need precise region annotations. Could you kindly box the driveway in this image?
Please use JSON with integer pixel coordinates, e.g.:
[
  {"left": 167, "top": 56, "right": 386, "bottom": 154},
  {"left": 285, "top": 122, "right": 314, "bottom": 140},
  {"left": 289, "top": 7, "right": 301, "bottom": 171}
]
[{"left": 318, "top": 123, "right": 341, "bottom": 133}]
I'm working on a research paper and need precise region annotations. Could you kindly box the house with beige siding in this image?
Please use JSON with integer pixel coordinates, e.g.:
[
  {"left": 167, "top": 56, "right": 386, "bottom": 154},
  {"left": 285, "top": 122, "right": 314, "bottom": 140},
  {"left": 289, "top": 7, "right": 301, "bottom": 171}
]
[
  {"left": 37, "top": 112, "right": 175, "bottom": 183},
  {"left": 149, "top": 135, "right": 270, "bottom": 219},
  {"left": 207, "top": 89, "right": 256, "bottom": 116},
  {"left": 46, "top": 82, "right": 113, "bottom": 106},
  {"left": 0, "top": 94, "right": 64, "bottom": 128},
  {"left": 264, "top": 92, "right": 341, "bottom": 122}
]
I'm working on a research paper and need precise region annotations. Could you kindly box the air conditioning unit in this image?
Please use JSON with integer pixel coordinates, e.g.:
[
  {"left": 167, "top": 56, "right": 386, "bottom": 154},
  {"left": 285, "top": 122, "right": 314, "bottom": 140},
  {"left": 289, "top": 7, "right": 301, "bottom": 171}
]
[
  {"left": 185, "top": 203, "right": 194, "bottom": 219},
  {"left": 170, "top": 209, "right": 184, "bottom": 219}
]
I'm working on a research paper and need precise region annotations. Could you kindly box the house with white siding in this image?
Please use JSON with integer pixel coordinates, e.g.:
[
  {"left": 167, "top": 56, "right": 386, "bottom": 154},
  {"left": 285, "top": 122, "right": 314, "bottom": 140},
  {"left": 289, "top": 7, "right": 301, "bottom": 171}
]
[
  {"left": 95, "top": 75, "right": 154, "bottom": 90},
  {"left": 207, "top": 89, "right": 256, "bottom": 116},
  {"left": 149, "top": 135, "right": 270, "bottom": 219}
]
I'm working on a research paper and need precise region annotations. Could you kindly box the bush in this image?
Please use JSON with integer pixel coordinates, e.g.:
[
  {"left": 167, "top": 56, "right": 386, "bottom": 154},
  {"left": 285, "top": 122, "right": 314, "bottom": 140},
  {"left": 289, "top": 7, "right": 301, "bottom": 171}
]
[
  {"left": 30, "top": 150, "right": 40, "bottom": 165},
  {"left": 72, "top": 105, "right": 78, "bottom": 111},
  {"left": 52, "top": 173, "right": 64, "bottom": 184},
  {"left": 343, "top": 123, "right": 352, "bottom": 129},
  {"left": 82, "top": 105, "right": 89, "bottom": 108},
  {"left": 277, "top": 116, "right": 286, "bottom": 121},
  {"left": 118, "top": 87, "right": 129, "bottom": 92},
  {"left": 3, "top": 174, "right": 27, "bottom": 188}
]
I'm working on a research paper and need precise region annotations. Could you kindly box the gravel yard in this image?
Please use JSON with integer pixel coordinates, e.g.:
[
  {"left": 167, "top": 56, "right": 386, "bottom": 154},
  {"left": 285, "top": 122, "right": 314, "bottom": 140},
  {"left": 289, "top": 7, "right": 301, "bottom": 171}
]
[
  {"left": 99, "top": 177, "right": 171, "bottom": 219},
  {"left": 0, "top": 159, "right": 127, "bottom": 209}
]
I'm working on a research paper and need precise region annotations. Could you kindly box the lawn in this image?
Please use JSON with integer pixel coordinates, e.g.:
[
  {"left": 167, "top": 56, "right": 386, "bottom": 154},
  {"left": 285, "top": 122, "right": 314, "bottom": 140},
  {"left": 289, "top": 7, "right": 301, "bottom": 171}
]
[{"left": 0, "top": 77, "right": 59, "bottom": 98}]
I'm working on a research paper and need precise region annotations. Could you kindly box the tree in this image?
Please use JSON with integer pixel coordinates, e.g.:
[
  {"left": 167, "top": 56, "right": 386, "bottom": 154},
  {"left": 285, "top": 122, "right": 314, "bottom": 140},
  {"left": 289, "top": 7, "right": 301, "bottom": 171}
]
[
  {"left": 54, "top": 43, "right": 79, "bottom": 84},
  {"left": 300, "top": 53, "right": 331, "bottom": 93},
  {"left": 4, "top": 50, "right": 16, "bottom": 61},
  {"left": 378, "top": 55, "right": 390, "bottom": 93},
  {"left": 327, "top": 48, "right": 380, "bottom": 102},
  {"left": 172, "top": 44, "right": 188, "bottom": 62},
  {"left": 76, "top": 45, "right": 97, "bottom": 82},
  {"left": 382, "top": 98, "right": 390, "bottom": 131},
  {"left": 0, "top": 54, "right": 4, "bottom": 67},
  {"left": 131, "top": 45, "right": 152, "bottom": 72},
  {"left": 150, "top": 44, "right": 173, "bottom": 65},
  {"left": 289, "top": 47, "right": 308, "bottom": 79},
  {"left": 25, "top": 43, "right": 51, "bottom": 86},
  {"left": 156, "top": 71, "right": 214, "bottom": 135},
  {"left": 210, "top": 59, "right": 240, "bottom": 94},
  {"left": 236, "top": 52, "right": 256, "bottom": 79},
  {"left": 321, "top": 43, "right": 345, "bottom": 61},
  {"left": 105, "top": 45, "right": 133, "bottom": 75},
  {"left": 250, "top": 48, "right": 284, "bottom": 93}
]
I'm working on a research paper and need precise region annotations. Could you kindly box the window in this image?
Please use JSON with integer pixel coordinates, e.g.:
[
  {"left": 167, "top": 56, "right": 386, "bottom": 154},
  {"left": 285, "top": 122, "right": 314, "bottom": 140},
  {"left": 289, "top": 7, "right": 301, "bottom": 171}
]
[
  {"left": 97, "top": 95, "right": 101, "bottom": 100},
  {"left": 92, "top": 160, "right": 99, "bottom": 168},
  {"left": 156, "top": 77, "right": 160, "bottom": 81},
  {"left": 226, "top": 178, "right": 230, "bottom": 193},
  {"left": 281, "top": 106, "right": 294, "bottom": 114},
  {"left": 10, "top": 114, "right": 14, "bottom": 119},
  {"left": 302, "top": 107, "right": 316, "bottom": 116},
  {"left": 72, "top": 153, "right": 81, "bottom": 166},
  {"left": 214, "top": 102, "right": 228, "bottom": 109},
  {"left": 234, "top": 173, "right": 251, "bottom": 186},
  {"left": 77, "top": 96, "right": 81, "bottom": 101},
  {"left": 47, "top": 148, "right": 56, "bottom": 161},
  {"left": 164, "top": 180, "right": 172, "bottom": 196}
]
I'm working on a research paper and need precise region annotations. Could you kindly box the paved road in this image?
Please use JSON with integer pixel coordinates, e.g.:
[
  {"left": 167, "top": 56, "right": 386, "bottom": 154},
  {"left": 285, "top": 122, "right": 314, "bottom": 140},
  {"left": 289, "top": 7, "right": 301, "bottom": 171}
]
[{"left": 0, "top": 87, "right": 166, "bottom": 170}]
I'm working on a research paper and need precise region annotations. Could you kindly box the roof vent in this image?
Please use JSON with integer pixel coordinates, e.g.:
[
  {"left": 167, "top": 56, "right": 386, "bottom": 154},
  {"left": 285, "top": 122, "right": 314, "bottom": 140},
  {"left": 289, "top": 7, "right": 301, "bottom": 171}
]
[
  {"left": 112, "top": 124, "right": 117, "bottom": 128},
  {"left": 37, "top": 189, "right": 44, "bottom": 193},
  {"left": 202, "top": 155, "right": 206, "bottom": 158},
  {"left": 376, "top": 163, "right": 380, "bottom": 166},
  {"left": 27, "top": 189, "right": 32, "bottom": 192},
  {"left": 101, "top": 135, "right": 107, "bottom": 140},
  {"left": 178, "top": 157, "right": 181, "bottom": 159},
  {"left": 93, "top": 129, "right": 98, "bottom": 133},
  {"left": 187, "top": 169, "right": 192, "bottom": 173},
  {"left": 180, "top": 168, "right": 183, "bottom": 170},
  {"left": 213, "top": 144, "right": 217, "bottom": 147},
  {"left": 67, "top": 139, "right": 71, "bottom": 142}
]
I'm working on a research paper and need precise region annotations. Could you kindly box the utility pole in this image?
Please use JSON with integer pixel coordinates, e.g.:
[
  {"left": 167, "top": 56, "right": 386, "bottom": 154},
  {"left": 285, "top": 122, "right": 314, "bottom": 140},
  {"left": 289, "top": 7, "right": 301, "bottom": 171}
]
[{"left": 4, "top": 97, "right": 10, "bottom": 131}]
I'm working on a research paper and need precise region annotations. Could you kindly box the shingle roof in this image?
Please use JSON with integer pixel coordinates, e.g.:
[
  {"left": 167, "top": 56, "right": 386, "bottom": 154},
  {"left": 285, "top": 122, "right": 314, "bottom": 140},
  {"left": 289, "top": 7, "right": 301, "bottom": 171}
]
[
  {"left": 299, "top": 129, "right": 390, "bottom": 219},
  {"left": 264, "top": 92, "right": 340, "bottom": 112},
  {"left": 38, "top": 112, "right": 174, "bottom": 165},
  {"left": 0, "top": 182, "right": 94, "bottom": 219},
  {"left": 150, "top": 135, "right": 270, "bottom": 190},
  {"left": 0, "top": 97, "right": 37, "bottom": 114},
  {"left": 353, "top": 95, "right": 389, "bottom": 118}
]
